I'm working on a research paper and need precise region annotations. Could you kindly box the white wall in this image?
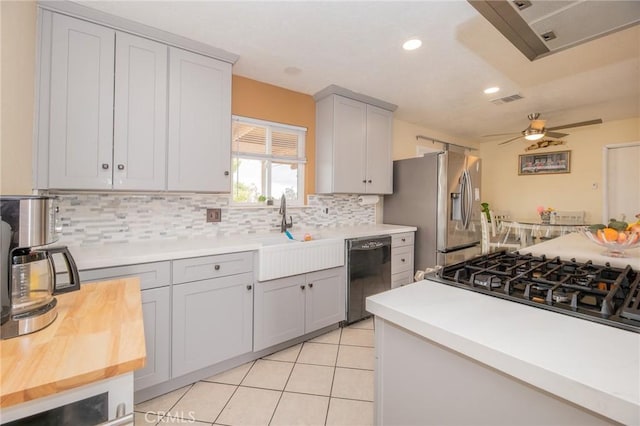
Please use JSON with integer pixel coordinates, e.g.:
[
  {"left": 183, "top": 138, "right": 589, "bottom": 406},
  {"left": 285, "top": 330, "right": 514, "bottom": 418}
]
[
  {"left": 0, "top": 1, "right": 36, "bottom": 195},
  {"left": 479, "top": 117, "right": 640, "bottom": 223}
]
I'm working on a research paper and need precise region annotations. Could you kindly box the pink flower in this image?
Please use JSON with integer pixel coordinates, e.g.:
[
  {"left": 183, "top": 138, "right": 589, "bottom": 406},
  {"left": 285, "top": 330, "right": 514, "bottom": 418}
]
[{"left": 536, "top": 206, "right": 544, "bottom": 214}]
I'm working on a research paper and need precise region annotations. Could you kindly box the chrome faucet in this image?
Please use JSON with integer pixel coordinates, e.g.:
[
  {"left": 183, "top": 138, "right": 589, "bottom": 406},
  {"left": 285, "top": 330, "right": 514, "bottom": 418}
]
[{"left": 279, "top": 194, "right": 293, "bottom": 232}]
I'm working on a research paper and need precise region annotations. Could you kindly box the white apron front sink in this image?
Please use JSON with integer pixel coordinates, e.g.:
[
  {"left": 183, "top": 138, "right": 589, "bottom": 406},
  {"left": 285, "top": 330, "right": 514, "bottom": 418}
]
[{"left": 257, "top": 236, "right": 345, "bottom": 281}]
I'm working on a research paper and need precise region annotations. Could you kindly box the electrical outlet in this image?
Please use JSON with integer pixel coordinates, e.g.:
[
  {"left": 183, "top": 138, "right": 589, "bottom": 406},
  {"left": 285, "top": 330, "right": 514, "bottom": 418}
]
[{"left": 206, "top": 208, "right": 221, "bottom": 223}]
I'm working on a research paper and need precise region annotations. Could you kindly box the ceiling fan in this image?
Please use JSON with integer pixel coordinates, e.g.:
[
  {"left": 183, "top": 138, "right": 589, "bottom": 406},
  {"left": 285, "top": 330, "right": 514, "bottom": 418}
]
[{"left": 485, "top": 113, "right": 603, "bottom": 145}]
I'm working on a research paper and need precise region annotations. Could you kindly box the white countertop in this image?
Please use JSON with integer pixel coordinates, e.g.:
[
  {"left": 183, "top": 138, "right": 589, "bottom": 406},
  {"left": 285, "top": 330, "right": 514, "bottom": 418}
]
[
  {"left": 67, "top": 224, "right": 416, "bottom": 270},
  {"left": 520, "top": 232, "right": 640, "bottom": 269},
  {"left": 366, "top": 280, "right": 640, "bottom": 425}
]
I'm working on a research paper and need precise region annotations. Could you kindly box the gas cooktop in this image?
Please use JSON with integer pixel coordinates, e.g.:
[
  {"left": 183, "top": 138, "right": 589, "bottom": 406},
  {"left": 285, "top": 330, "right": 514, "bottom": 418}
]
[{"left": 437, "top": 251, "right": 640, "bottom": 333}]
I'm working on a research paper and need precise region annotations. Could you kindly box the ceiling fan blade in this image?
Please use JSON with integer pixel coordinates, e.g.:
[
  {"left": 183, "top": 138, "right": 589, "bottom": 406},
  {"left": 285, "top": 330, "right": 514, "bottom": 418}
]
[
  {"left": 498, "top": 135, "right": 523, "bottom": 145},
  {"left": 547, "top": 119, "right": 603, "bottom": 131},
  {"left": 482, "top": 132, "right": 520, "bottom": 137},
  {"left": 546, "top": 131, "right": 569, "bottom": 138}
]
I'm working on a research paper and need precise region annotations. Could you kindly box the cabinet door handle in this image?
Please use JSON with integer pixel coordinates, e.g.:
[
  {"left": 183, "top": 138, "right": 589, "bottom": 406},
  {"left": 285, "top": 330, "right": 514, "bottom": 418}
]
[
  {"left": 214, "top": 265, "right": 220, "bottom": 271},
  {"left": 224, "top": 171, "right": 230, "bottom": 176},
  {"left": 300, "top": 285, "right": 306, "bottom": 290},
  {"left": 117, "top": 164, "right": 125, "bottom": 170},
  {"left": 308, "top": 283, "right": 313, "bottom": 288},
  {"left": 362, "top": 179, "right": 367, "bottom": 183},
  {"left": 401, "top": 258, "right": 406, "bottom": 262},
  {"left": 102, "top": 163, "right": 110, "bottom": 170},
  {"left": 246, "top": 284, "right": 252, "bottom": 290},
  {"left": 368, "top": 179, "right": 372, "bottom": 183}
]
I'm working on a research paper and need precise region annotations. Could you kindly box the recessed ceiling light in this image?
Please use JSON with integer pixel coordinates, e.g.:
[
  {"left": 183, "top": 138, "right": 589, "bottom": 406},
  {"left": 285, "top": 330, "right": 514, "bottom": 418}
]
[
  {"left": 402, "top": 39, "right": 422, "bottom": 51},
  {"left": 483, "top": 87, "right": 500, "bottom": 94}
]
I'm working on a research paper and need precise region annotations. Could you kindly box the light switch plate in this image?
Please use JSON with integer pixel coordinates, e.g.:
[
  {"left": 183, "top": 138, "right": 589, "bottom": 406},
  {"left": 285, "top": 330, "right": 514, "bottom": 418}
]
[{"left": 206, "top": 208, "right": 221, "bottom": 223}]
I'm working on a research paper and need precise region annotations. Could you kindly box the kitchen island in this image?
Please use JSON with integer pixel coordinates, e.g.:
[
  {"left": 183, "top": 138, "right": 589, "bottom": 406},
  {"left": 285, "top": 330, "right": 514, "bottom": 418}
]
[
  {"left": 0, "top": 278, "right": 146, "bottom": 423},
  {"left": 366, "top": 233, "right": 640, "bottom": 426}
]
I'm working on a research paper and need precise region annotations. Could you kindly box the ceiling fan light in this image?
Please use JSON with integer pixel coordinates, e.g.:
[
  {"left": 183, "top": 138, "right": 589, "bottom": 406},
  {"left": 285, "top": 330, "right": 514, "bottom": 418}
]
[{"left": 524, "top": 129, "right": 545, "bottom": 141}]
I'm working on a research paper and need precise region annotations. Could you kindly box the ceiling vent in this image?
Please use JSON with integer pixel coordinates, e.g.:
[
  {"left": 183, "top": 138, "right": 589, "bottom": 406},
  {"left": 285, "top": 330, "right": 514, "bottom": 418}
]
[
  {"left": 469, "top": 0, "right": 640, "bottom": 61},
  {"left": 490, "top": 93, "right": 524, "bottom": 105},
  {"left": 512, "top": 1, "right": 532, "bottom": 11}
]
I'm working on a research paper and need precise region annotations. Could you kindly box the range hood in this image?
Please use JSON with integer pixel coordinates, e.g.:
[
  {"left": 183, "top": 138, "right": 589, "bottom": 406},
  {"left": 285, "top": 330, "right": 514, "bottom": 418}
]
[{"left": 469, "top": 0, "right": 640, "bottom": 60}]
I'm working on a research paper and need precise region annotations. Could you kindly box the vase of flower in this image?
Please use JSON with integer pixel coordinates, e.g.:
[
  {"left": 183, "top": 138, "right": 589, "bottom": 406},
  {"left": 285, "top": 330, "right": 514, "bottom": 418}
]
[{"left": 537, "top": 206, "right": 553, "bottom": 224}]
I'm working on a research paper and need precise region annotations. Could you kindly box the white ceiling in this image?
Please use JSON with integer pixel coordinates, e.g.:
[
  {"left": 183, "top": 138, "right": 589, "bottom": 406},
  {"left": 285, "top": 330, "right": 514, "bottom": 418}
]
[{"left": 76, "top": 0, "right": 640, "bottom": 145}]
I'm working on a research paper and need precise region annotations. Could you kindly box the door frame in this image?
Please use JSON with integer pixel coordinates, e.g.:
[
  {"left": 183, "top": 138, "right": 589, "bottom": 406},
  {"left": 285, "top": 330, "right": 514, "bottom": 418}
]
[{"left": 602, "top": 141, "right": 640, "bottom": 223}]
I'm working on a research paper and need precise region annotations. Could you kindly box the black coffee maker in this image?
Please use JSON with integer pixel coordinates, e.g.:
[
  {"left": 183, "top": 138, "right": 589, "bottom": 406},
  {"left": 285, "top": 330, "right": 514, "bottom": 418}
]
[{"left": 1, "top": 196, "right": 80, "bottom": 339}]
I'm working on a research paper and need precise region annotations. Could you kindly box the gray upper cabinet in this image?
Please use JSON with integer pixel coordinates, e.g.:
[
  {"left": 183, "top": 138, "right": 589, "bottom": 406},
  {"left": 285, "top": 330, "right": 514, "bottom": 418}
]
[
  {"left": 167, "top": 48, "right": 232, "bottom": 192},
  {"left": 364, "top": 104, "right": 394, "bottom": 194},
  {"left": 42, "top": 12, "right": 168, "bottom": 190},
  {"left": 36, "top": 10, "right": 233, "bottom": 193},
  {"left": 315, "top": 94, "right": 393, "bottom": 194},
  {"left": 113, "top": 32, "right": 168, "bottom": 190},
  {"left": 47, "top": 13, "right": 115, "bottom": 189}
]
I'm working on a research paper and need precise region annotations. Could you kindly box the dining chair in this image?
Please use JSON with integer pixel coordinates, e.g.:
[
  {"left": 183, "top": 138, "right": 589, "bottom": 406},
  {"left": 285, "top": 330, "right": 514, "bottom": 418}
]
[
  {"left": 480, "top": 213, "right": 521, "bottom": 254},
  {"left": 488, "top": 210, "right": 511, "bottom": 237}
]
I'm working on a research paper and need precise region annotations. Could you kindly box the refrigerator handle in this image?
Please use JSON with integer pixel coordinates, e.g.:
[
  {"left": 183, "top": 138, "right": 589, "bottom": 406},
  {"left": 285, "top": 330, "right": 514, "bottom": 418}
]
[
  {"left": 461, "top": 170, "right": 472, "bottom": 229},
  {"left": 466, "top": 170, "right": 474, "bottom": 228}
]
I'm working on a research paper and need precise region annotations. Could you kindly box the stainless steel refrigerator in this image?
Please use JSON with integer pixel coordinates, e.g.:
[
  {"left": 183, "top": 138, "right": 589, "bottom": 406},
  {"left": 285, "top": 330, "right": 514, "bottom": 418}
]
[{"left": 383, "top": 150, "right": 482, "bottom": 270}]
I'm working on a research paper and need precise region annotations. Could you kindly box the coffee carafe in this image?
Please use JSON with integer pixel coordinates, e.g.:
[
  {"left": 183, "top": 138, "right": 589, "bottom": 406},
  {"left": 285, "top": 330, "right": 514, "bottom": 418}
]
[{"left": 1, "top": 196, "right": 80, "bottom": 339}]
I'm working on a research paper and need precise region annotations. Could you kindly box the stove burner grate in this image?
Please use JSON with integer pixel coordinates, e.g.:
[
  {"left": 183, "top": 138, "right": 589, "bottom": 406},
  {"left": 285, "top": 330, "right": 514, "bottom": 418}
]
[{"left": 438, "top": 251, "right": 639, "bottom": 333}]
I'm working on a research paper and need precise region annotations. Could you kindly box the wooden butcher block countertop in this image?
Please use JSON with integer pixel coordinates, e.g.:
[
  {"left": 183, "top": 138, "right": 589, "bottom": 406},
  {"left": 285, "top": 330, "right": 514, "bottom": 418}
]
[{"left": 0, "top": 278, "right": 146, "bottom": 407}]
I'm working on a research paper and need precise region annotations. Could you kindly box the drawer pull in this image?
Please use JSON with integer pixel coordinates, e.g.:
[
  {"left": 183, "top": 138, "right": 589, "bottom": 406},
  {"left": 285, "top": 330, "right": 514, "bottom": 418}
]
[
  {"left": 401, "top": 238, "right": 406, "bottom": 242},
  {"left": 214, "top": 265, "right": 220, "bottom": 271},
  {"left": 246, "top": 284, "right": 252, "bottom": 290},
  {"left": 401, "top": 258, "right": 406, "bottom": 262}
]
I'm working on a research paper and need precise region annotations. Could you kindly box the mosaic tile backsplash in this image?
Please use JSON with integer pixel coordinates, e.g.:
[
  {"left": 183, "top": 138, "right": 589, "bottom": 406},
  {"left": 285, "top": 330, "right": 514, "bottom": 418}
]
[{"left": 49, "top": 193, "right": 376, "bottom": 246}]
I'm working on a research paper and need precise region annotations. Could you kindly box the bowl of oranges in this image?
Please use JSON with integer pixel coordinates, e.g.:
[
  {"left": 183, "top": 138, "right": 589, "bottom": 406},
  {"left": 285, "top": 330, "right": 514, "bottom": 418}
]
[{"left": 581, "top": 218, "right": 640, "bottom": 258}]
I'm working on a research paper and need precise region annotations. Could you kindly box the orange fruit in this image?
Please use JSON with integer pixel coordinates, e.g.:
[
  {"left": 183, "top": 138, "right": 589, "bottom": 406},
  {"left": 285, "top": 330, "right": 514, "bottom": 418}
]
[
  {"left": 617, "top": 232, "right": 628, "bottom": 243},
  {"left": 602, "top": 228, "right": 618, "bottom": 242}
]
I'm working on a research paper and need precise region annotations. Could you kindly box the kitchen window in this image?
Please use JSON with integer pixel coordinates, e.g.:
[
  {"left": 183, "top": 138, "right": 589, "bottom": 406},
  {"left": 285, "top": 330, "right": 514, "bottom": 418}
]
[{"left": 231, "top": 116, "right": 306, "bottom": 205}]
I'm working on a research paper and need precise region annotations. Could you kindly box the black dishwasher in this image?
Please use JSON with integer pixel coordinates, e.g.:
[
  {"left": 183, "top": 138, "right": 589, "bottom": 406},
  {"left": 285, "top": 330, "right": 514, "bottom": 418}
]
[{"left": 346, "top": 235, "right": 391, "bottom": 324}]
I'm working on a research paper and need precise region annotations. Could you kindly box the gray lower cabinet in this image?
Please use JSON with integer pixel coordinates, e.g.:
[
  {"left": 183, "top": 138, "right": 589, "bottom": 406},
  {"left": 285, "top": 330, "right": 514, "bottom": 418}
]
[
  {"left": 254, "top": 267, "right": 345, "bottom": 351},
  {"left": 254, "top": 275, "right": 306, "bottom": 352},
  {"left": 137, "top": 287, "right": 171, "bottom": 390},
  {"left": 305, "top": 268, "right": 346, "bottom": 332},
  {"left": 171, "top": 253, "right": 254, "bottom": 377},
  {"left": 76, "top": 262, "right": 171, "bottom": 391},
  {"left": 391, "top": 232, "right": 415, "bottom": 288}
]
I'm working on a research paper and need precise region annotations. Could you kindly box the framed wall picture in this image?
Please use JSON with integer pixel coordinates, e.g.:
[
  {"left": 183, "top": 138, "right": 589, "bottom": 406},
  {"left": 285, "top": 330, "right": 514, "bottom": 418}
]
[{"left": 518, "top": 150, "right": 571, "bottom": 175}]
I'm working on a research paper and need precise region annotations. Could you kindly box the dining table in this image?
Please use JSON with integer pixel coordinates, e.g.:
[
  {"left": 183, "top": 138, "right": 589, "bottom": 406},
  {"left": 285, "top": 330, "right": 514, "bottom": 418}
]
[{"left": 499, "top": 218, "right": 590, "bottom": 247}]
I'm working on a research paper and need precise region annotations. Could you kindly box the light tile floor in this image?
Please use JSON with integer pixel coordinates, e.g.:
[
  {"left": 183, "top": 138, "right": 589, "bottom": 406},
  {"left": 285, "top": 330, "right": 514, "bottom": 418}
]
[{"left": 134, "top": 317, "right": 375, "bottom": 426}]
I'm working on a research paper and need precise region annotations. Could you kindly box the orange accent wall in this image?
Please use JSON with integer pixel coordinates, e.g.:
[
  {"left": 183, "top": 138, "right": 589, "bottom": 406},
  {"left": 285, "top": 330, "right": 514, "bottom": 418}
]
[{"left": 231, "top": 75, "right": 316, "bottom": 197}]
